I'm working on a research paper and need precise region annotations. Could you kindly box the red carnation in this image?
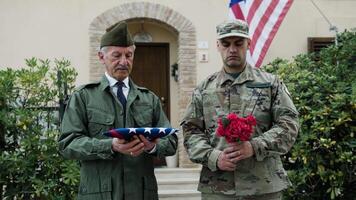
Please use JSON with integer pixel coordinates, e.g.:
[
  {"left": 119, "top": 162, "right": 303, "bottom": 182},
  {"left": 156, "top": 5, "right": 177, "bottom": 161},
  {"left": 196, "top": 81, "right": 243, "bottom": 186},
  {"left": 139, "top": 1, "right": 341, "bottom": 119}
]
[{"left": 216, "top": 113, "right": 256, "bottom": 143}]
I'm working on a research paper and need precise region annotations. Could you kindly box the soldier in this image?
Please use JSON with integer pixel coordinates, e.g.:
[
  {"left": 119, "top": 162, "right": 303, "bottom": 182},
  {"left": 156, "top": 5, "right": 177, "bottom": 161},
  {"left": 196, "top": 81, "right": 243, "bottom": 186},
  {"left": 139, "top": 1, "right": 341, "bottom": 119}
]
[
  {"left": 58, "top": 21, "right": 178, "bottom": 200},
  {"left": 181, "top": 19, "right": 299, "bottom": 200}
]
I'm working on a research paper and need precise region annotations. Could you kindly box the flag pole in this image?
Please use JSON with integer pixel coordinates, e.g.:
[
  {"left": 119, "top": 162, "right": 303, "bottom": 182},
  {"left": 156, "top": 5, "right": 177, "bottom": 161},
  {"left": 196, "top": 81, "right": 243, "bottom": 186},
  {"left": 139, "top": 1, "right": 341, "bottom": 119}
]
[{"left": 310, "top": 0, "right": 338, "bottom": 46}]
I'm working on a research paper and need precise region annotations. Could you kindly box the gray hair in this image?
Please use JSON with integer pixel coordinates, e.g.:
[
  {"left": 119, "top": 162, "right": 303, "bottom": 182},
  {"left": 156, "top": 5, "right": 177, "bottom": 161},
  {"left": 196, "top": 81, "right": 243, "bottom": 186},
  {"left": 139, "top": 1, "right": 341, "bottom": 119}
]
[
  {"left": 99, "top": 45, "right": 136, "bottom": 55},
  {"left": 99, "top": 46, "right": 109, "bottom": 54}
]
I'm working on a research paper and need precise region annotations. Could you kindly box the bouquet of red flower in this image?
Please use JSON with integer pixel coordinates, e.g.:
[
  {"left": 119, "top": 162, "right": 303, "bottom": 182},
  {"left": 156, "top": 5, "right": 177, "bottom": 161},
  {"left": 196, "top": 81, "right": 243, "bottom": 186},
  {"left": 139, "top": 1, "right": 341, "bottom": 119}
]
[{"left": 216, "top": 113, "right": 257, "bottom": 143}]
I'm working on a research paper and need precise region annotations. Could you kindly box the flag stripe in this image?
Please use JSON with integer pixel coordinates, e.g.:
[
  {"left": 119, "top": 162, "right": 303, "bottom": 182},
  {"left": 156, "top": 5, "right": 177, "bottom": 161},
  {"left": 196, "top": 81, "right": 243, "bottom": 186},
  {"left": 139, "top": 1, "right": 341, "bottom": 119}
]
[
  {"left": 249, "top": 0, "right": 279, "bottom": 53},
  {"left": 246, "top": 0, "right": 263, "bottom": 24},
  {"left": 255, "top": 0, "right": 293, "bottom": 67},
  {"left": 231, "top": 3, "right": 246, "bottom": 20},
  {"left": 248, "top": 0, "right": 271, "bottom": 46},
  {"left": 229, "top": 0, "right": 293, "bottom": 67},
  {"left": 252, "top": 1, "right": 285, "bottom": 64}
]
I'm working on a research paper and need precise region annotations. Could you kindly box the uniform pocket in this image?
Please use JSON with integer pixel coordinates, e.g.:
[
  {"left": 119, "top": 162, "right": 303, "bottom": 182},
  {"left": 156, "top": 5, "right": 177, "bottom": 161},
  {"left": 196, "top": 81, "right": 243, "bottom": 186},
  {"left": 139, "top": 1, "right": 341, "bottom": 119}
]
[
  {"left": 78, "top": 162, "right": 112, "bottom": 200},
  {"left": 201, "top": 89, "right": 227, "bottom": 146},
  {"left": 201, "top": 90, "right": 225, "bottom": 131},
  {"left": 87, "top": 108, "right": 114, "bottom": 137},
  {"left": 131, "top": 103, "right": 153, "bottom": 127},
  {"left": 244, "top": 83, "right": 272, "bottom": 114},
  {"left": 243, "top": 83, "right": 273, "bottom": 133}
]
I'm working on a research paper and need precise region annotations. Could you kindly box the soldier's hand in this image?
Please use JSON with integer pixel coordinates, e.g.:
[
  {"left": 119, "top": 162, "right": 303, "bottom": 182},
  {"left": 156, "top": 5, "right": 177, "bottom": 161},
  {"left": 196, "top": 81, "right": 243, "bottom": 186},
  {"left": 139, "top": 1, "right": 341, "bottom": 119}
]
[
  {"left": 226, "top": 141, "right": 254, "bottom": 163},
  {"left": 138, "top": 135, "right": 159, "bottom": 152},
  {"left": 217, "top": 151, "right": 237, "bottom": 171},
  {"left": 111, "top": 136, "right": 145, "bottom": 157}
]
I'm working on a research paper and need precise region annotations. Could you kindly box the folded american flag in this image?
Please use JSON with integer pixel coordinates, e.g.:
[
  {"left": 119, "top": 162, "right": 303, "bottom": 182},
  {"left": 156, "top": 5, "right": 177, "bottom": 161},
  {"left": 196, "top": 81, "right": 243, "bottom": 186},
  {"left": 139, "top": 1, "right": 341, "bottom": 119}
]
[{"left": 102, "top": 127, "right": 178, "bottom": 141}]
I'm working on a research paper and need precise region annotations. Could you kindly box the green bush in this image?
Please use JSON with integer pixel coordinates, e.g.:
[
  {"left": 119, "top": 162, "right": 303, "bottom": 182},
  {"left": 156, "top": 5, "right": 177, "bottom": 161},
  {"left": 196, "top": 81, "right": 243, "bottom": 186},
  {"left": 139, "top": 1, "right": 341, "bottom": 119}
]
[
  {"left": 0, "top": 58, "right": 79, "bottom": 199},
  {"left": 265, "top": 31, "right": 356, "bottom": 200}
]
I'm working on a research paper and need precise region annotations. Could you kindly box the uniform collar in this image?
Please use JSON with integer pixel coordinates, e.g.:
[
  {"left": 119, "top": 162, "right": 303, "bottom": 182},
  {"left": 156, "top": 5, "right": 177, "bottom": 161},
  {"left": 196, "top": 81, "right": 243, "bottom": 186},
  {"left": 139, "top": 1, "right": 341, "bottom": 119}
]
[
  {"left": 99, "top": 76, "right": 110, "bottom": 91},
  {"left": 218, "top": 63, "right": 255, "bottom": 87},
  {"left": 99, "top": 74, "right": 141, "bottom": 100},
  {"left": 104, "top": 72, "right": 130, "bottom": 88}
]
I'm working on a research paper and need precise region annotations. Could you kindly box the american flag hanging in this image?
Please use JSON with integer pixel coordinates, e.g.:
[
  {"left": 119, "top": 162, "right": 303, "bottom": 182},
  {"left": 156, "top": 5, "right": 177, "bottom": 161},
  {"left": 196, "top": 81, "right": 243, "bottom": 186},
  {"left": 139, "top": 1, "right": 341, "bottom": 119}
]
[{"left": 229, "top": 0, "right": 293, "bottom": 67}]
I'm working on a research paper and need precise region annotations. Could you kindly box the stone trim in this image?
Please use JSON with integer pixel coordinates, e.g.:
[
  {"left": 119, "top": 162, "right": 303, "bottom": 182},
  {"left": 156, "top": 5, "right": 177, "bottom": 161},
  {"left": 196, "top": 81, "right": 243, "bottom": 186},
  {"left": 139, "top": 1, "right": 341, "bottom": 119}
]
[{"left": 89, "top": 2, "right": 197, "bottom": 168}]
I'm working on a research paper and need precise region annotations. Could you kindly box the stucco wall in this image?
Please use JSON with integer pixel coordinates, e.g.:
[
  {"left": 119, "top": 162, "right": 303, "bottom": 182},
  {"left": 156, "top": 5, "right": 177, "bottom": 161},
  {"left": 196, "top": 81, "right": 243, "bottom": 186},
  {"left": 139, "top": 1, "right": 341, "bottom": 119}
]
[
  {"left": 266, "top": 0, "right": 356, "bottom": 64},
  {"left": 0, "top": 0, "right": 228, "bottom": 85},
  {"left": 1, "top": 0, "right": 355, "bottom": 84}
]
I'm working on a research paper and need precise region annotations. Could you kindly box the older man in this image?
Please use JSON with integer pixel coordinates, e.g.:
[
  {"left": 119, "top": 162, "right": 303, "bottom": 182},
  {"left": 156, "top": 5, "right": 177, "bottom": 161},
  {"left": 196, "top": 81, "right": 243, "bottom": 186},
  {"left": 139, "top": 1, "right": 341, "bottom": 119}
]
[
  {"left": 182, "top": 19, "right": 299, "bottom": 200},
  {"left": 59, "top": 21, "right": 177, "bottom": 200}
]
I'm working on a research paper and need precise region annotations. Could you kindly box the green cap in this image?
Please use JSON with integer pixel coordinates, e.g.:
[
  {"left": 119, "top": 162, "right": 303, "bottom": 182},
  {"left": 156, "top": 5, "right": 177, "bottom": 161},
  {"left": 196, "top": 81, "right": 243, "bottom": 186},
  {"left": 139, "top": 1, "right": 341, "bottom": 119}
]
[
  {"left": 100, "top": 21, "right": 134, "bottom": 48},
  {"left": 216, "top": 19, "right": 249, "bottom": 39}
]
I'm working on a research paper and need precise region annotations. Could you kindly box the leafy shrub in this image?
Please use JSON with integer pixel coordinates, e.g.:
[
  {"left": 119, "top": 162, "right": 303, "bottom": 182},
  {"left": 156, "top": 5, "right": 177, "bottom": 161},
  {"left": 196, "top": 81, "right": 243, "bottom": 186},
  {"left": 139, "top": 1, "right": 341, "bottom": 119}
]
[
  {"left": 0, "top": 58, "right": 79, "bottom": 199},
  {"left": 265, "top": 31, "right": 356, "bottom": 200}
]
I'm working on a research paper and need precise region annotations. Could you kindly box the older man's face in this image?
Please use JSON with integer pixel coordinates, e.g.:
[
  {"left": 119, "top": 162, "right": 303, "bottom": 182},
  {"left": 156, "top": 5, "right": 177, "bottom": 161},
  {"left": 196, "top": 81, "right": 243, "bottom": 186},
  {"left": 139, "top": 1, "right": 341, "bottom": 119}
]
[
  {"left": 217, "top": 36, "right": 250, "bottom": 73},
  {"left": 98, "top": 46, "right": 135, "bottom": 81}
]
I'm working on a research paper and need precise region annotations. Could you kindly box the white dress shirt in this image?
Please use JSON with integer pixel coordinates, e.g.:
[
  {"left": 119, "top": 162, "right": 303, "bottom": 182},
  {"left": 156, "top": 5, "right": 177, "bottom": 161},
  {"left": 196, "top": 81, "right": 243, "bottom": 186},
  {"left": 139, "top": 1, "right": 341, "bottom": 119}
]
[
  {"left": 105, "top": 72, "right": 130, "bottom": 99},
  {"left": 104, "top": 72, "right": 157, "bottom": 153}
]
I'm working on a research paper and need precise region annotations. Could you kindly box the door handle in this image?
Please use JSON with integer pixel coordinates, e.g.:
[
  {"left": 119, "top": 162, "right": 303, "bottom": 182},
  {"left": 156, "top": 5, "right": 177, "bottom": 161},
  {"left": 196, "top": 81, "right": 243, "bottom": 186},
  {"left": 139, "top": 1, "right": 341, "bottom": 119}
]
[{"left": 160, "top": 97, "right": 166, "bottom": 107}]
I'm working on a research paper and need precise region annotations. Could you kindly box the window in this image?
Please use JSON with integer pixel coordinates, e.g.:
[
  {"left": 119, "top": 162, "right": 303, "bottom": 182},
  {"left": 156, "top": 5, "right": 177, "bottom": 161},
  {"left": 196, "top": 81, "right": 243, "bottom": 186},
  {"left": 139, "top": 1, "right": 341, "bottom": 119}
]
[{"left": 308, "top": 37, "right": 335, "bottom": 54}]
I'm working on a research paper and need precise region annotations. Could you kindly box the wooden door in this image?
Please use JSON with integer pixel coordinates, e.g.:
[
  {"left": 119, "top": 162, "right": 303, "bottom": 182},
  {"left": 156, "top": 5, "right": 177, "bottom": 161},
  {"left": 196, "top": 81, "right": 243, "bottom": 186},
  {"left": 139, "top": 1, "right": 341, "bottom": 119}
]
[
  {"left": 131, "top": 43, "right": 170, "bottom": 167},
  {"left": 131, "top": 43, "right": 170, "bottom": 119}
]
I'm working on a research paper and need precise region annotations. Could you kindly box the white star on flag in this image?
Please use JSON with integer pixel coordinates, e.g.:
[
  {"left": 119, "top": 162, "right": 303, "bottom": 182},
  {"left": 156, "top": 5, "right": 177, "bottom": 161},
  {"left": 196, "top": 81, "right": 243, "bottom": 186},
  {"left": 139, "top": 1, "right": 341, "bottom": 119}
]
[{"left": 144, "top": 128, "right": 152, "bottom": 133}]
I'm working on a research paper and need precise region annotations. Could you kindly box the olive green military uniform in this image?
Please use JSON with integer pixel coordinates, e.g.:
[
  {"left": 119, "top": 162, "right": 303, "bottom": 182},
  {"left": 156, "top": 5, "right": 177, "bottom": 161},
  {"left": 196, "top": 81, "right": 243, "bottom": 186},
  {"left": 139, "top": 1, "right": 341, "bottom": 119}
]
[
  {"left": 182, "top": 64, "right": 299, "bottom": 197},
  {"left": 59, "top": 76, "right": 178, "bottom": 200}
]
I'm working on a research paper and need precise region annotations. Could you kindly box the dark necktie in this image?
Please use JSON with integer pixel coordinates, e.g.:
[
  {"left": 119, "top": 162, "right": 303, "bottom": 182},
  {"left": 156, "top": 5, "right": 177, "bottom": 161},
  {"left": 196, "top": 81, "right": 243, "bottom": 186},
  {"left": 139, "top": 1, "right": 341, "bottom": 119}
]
[{"left": 116, "top": 81, "right": 127, "bottom": 108}]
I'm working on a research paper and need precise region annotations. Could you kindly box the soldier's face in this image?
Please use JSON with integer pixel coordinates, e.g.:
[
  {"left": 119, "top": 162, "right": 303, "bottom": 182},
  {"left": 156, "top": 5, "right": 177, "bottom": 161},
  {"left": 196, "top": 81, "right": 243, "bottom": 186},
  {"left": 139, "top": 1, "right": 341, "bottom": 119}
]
[
  {"left": 217, "top": 37, "right": 250, "bottom": 72},
  {"left": 98, "top": 46, "right": 135, "bottom": 81}
]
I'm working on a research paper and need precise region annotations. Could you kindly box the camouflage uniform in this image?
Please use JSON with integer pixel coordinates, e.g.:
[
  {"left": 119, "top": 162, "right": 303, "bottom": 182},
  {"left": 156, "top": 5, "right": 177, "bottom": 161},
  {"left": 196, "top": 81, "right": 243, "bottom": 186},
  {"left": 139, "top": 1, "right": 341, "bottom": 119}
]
[{"left": 182, "top": 64, "right": 299, "bottom": 197}]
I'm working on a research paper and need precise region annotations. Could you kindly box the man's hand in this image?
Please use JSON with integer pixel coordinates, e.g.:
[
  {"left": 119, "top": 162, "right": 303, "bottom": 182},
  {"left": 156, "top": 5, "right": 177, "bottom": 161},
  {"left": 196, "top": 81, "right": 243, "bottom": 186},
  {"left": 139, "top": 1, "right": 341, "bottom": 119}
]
[
  {"left": 111, "top": 136, "right": 145, "bottom": 157},
  {"left": 225, "top": 141, "right": 254, "bottom": 163},
  {"left": 138, "top": 135, "right": 159, "bottom": 152},
  {"left": 217, "top": 151, "right": 236, "bottom": 171}
]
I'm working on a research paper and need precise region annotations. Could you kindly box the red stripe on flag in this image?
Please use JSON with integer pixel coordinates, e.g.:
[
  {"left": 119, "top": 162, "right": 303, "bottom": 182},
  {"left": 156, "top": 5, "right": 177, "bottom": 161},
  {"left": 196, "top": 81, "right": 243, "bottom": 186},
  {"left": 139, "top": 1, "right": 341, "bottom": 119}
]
[
  {"left": 249, "top": 0, "right": 280, "bottom": 53},
  {"left": 255, "top": 0, "right": 293, "bottom": 67},
  {"left": 246, "top": 0, "right": 263, "bottom": 23},
  {"left": 231, "top": 3, "right": 245, "bottom": 20}
]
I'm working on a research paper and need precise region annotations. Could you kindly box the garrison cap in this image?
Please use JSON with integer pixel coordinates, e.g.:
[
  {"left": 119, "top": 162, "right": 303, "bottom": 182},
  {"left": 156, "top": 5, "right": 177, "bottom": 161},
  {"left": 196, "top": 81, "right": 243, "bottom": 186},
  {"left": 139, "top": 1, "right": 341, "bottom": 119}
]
[
  {"left": 216, "top": 19, "right": 249, "bottom": 39},
  {"left": 100, "top": 21, "right": 134, "bottom": 48}
]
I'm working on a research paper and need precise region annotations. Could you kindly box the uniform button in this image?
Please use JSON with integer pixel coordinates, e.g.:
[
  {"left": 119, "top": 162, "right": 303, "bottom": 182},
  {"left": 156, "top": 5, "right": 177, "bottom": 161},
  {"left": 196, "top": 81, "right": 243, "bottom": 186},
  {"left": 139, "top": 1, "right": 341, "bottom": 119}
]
[{"left": 103, "top": 183, "right": 108, "bottom": 190}]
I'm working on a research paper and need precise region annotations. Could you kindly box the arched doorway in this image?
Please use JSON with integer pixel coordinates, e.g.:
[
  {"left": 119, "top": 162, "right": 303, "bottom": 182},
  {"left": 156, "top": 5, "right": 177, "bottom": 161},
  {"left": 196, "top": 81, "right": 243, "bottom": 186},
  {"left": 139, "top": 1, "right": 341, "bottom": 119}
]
[{"left": 89, "top": 2, "right": 197, "bottom": 167}]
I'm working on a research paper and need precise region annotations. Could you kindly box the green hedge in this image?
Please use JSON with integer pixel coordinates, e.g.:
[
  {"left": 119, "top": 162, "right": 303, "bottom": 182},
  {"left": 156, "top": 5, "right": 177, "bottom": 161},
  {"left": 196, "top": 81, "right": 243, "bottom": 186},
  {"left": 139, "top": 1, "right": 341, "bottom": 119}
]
[
  {"left": 0, "top": 31, "right": 354, "bottom": 199},
  {"left": 0, "top": 58, "right": 79, "bottom": 199},
  {"left": 265, "top": 31, "right": 356, "bottom": 200}
]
